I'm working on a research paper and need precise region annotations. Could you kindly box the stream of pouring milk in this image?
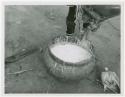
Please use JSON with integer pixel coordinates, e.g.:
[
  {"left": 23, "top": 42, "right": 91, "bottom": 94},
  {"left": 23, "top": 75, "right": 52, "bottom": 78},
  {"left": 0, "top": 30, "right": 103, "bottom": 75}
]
[{"left": 50, "top": 43, "right": 91, "bottom": 63}]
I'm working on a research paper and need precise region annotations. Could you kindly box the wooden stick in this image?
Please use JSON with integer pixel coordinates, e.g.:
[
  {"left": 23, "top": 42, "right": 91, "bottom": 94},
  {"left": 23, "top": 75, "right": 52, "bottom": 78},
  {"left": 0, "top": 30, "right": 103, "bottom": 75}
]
[{"left": 7, "top": 69, "right": 33, "bottom": 75}]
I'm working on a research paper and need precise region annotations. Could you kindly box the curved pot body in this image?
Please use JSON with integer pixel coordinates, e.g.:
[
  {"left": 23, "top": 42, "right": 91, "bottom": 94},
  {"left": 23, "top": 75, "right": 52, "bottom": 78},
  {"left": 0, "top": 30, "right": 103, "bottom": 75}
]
[{"left": 44, "top": 35, "right": 96, "bottom": 80}]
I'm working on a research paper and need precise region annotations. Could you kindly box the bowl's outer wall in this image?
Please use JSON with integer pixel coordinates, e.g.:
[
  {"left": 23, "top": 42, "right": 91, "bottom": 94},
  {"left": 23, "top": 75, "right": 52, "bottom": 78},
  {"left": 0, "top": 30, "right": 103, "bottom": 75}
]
[{"left": 44, "top": 47, "right": 95, "bottom": 80}]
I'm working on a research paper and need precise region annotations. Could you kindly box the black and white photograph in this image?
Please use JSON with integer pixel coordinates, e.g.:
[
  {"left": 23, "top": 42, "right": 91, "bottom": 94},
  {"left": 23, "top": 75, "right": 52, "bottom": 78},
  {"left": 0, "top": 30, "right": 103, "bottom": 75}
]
[{"left": 0, "top": 0, "right": 124, "bottom": 95}]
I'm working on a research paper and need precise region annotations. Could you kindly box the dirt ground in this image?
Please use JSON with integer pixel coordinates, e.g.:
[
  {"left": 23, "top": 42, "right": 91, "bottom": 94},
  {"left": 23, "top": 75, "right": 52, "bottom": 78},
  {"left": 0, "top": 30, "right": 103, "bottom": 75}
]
[{"left": 5, "top": 5, "right": 120, "bottom": 93}]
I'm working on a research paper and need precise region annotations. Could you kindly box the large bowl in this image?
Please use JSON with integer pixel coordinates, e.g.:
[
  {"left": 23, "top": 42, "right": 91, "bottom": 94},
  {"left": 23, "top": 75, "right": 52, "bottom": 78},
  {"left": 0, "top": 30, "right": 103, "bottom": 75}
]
[{"left": 43, "top": 35, "right": 95, "bottom": 80}]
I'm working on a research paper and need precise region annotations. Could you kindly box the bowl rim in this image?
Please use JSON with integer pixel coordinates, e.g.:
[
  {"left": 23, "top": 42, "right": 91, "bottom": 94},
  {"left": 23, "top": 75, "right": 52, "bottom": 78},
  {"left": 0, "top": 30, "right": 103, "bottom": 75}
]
[{"left": 47, "top": 35, "right": 95, "bottom": 67}]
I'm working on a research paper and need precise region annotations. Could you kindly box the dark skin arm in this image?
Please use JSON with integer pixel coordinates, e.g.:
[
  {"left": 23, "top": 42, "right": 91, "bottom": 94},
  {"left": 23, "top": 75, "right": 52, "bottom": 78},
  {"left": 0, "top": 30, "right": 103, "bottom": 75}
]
[
  {"left": 66, "top": 5, "right": 76, "bottom": 35},
  {"left": 66, "top": 5, "right": 120, "bottom": 35}
]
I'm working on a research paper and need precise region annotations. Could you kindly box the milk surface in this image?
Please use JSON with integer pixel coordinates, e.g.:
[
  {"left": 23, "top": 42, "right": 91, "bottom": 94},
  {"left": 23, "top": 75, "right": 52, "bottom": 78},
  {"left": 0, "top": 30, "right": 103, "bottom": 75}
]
[{"left": 50, "top": 43, "right": 91, "bottom": 63}]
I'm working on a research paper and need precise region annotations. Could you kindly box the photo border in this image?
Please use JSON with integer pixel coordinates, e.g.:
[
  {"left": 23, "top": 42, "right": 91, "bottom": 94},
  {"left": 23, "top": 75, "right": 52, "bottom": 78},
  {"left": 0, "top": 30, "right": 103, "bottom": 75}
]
[{"left": 0, "top": 0, "right": 124, "bottom": 97}]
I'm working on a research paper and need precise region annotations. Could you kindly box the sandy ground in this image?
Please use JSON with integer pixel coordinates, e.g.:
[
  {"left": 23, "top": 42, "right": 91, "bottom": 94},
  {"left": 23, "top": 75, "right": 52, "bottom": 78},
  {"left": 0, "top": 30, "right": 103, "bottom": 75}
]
[{"left": 5, "top": 5, "right": 120, "bottom": 93}]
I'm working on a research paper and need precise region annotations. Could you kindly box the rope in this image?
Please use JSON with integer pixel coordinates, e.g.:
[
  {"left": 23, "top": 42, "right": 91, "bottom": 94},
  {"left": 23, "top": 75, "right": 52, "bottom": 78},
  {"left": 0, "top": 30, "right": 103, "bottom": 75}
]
[{"left": 106, "top": 20, "right": 120, "bottom": 32}]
